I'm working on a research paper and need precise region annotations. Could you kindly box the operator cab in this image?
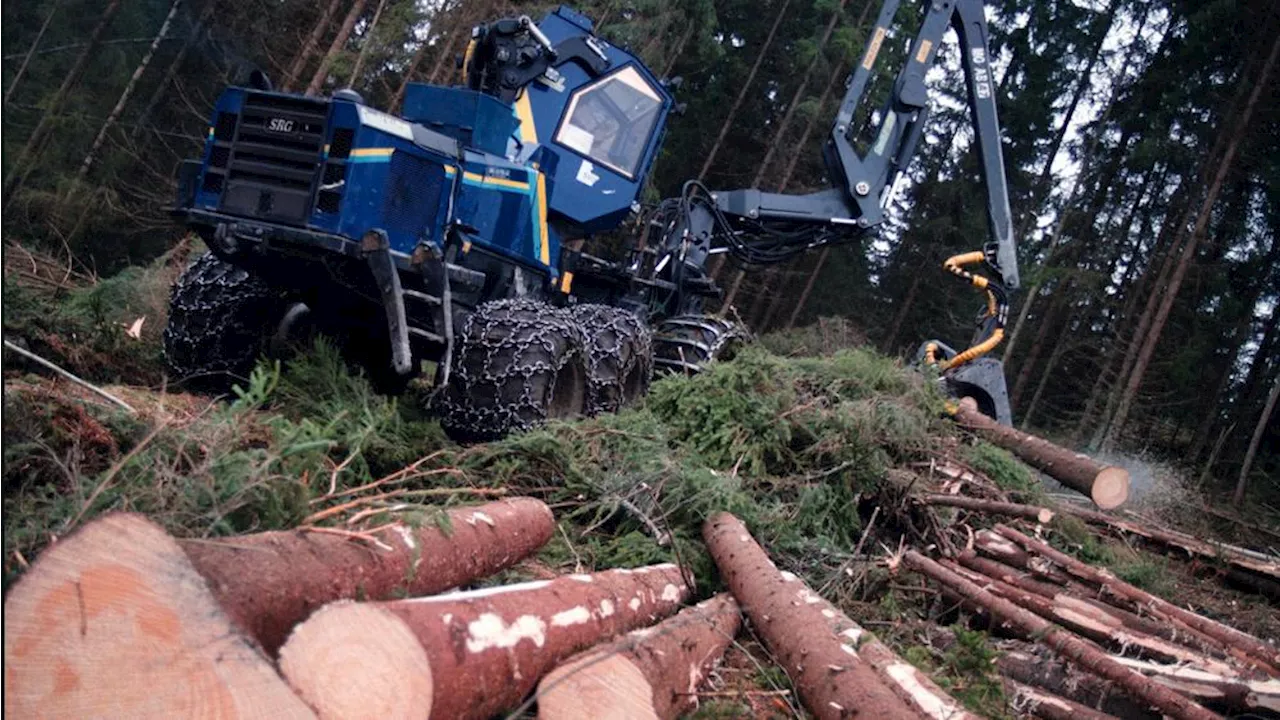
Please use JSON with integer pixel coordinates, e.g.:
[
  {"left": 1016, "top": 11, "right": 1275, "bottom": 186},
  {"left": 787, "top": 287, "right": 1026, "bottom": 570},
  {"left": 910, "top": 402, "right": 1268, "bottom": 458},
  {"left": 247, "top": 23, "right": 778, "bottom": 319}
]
[{"left": 461, "top": 6, "right": 674, "bottom": 237}]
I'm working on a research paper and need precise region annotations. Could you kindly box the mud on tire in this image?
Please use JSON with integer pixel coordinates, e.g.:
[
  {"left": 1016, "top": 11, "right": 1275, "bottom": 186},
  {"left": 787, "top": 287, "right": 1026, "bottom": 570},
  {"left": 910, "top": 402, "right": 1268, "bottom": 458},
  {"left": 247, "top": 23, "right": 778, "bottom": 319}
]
[
  {"left": 652, "top": 315, "right": 748, "bottom": 375},
  {"left": 163, "top": 252, "right": 286, "bottom": 389},
  {"left": 436, "top": 299, "right": 588, "bottom": 443},
  {"left": 571, "top": 304, "right": 653, "bottom": 416}
]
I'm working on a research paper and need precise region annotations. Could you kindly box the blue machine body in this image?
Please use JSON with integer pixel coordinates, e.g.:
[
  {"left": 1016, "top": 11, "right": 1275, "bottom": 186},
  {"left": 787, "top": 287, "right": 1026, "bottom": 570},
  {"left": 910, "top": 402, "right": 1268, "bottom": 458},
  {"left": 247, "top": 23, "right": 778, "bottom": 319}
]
[{"left": 179, "top": 5, "right": 673, "bottom": 287}]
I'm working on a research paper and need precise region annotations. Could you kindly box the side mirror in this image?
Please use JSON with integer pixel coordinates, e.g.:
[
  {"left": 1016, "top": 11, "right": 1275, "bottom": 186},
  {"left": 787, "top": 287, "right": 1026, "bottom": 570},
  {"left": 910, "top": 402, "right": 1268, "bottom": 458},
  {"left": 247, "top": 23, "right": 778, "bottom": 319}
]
[{"left": 247, "top": 69, "right": 273, "bottom": 91}]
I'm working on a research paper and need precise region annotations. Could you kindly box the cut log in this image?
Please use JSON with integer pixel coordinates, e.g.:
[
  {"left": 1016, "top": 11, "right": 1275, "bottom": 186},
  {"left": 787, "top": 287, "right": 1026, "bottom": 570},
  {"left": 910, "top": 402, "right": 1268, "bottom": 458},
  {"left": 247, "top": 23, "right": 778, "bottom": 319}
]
[
  {"left": 182, "top": 497, "right": 555, "bottom": 654},
  {"left": 535, "top": 593, "right": 742, "bottom": 720},
  {"left": 920, "top": 493, "right": 1055, "bottom": 523},
  {"left": 279, "top": 563, "right": 690, "bottom": 719},
  {"left": 957, "top": 552, "right": 1235, "bottom": 665},
  {"left": 1112, "top": 656, "right": 1280, "bottom": 714},
  {"left": 974, "top": 529, "right": 1081, "bottom": 589},
  {"left": 943, "top": 560, "right": 1238, "bottom": 673},
  {"left": 1008, "top": 679, "right": 1121, "bottom": 720},
  {"left": 954, "top": 397, "right": 1130, "bottom": 508},
  {"left": 995, "top": 523, "right": 1280, "bottom": 675},
  {"left": 702, "top": 512, "right": 920, "bottom": 719},
  {"left": 996, "top": 643, "right": 1160, "bottom": 719},
  {"left": 803, "top": 592, "right": 980, "bottom": 720},
  {"left": 4, "top": 513, "right": 314, "bottom": 718},
  {"left": 901, "top": 550, "right": 1221, "bottom": 720},
  {"left": 1057, "top": 504, "right": 1280, "bottom": 585}
]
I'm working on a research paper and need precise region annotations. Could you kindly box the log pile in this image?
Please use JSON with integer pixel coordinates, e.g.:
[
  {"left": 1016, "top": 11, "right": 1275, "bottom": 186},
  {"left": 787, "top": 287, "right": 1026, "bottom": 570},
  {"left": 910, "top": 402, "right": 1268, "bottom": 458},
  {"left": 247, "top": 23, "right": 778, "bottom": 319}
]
[{"left": 902, "top": 520, "right": 1280, "bottom": 718}]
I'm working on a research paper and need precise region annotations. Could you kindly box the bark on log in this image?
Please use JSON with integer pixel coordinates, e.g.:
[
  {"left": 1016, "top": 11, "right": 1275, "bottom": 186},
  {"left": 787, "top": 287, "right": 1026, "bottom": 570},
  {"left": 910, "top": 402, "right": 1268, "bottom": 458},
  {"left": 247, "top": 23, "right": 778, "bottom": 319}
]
[
  {"left": 702, "top": 512, "right": 921, "bottom": 719},
  {"left": 958, "top": 551, "right": 1234, "bottom": 664},
  {"left": 974, "top": 529, "right": 1081, "bottom": 589},
  {"left": 279, "top": 564, "right": 690, "bottom": 719},
  {"left": 901, "top": 550, "right": 1221, "bottom": 720},
  {"left": 954, "top": 397, "right": 1129, "bottom": 508},
  {"left": 944, "top": 560, "right": 1238, "bottom": 673},
  {"left": 1057, "top": 505, "right": 1280, "bottom": 583},
  {"left": 921, "top": 493, "right": 1055, "bottom": 523},
  {"left": 1111, "top": 655, "right": 1280, "bottom": 714},
  {"left": 535, "top": 593, "right": 741, "bottom": 720},
  {"left": 3, "top": 513, "right": 314, "bottom": 718},
  {"left": 1008, "top": 680, "right": 1121, "bottom": 720},
  {"left": 996, "top": 643, "right": 1160, "bottom": 719},
  {"left": 183, "top": 497, "right": 555, "bottom": 654},
  {"left": 995, "top": 524, "right": 1280, "bottom": 675}
]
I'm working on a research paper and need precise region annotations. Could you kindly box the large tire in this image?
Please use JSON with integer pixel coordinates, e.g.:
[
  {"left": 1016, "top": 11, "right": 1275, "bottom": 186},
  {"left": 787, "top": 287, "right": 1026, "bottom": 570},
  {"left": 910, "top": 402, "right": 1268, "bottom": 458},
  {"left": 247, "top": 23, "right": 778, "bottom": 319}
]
[
  {"left": 163, "top": 252, "right": 285, "bottom": 388},
  {"left": 571, "top": 304, "right": 653, "bottom": 416},
  {"left": 652, "top": 315, "right": 748, "bottom": 375},
  {"left": 436, "top": 299, "right": 587, "bottom": 443}
]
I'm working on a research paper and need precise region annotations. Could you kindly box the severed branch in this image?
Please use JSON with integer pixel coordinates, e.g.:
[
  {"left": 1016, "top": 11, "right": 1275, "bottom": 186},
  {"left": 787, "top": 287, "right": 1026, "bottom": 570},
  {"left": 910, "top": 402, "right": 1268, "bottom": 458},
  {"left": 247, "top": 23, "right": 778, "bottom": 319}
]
[{"left": 3, "top": 339, "right": 136, "bottom": 413}]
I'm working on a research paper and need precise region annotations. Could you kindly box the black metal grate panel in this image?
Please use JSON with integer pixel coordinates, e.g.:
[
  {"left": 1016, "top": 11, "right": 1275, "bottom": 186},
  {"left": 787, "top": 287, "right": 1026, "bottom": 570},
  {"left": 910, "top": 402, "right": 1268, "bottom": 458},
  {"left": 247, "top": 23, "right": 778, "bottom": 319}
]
[
  {"left": 382, "top": 153, "right": 444, "bottom": 241},
  {"left": 220, "top": 92, "right": 328, "bottom": 225}
]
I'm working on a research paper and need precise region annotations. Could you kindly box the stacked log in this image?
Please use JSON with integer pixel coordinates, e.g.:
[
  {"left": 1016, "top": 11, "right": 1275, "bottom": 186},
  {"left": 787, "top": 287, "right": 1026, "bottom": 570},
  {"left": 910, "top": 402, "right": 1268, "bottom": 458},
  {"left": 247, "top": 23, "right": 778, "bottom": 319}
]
[
  {"left": 953, "top": 397, "right": 1130, "bottom": 509},
  {"left": 535, "top": 593, "right": 742, "bottom": 719},
  {"left": 279, "top": 564, "right": 691, "bottom": 719},
  {"left": 704, "top": 511, "right": 973, "bottom": 719}
]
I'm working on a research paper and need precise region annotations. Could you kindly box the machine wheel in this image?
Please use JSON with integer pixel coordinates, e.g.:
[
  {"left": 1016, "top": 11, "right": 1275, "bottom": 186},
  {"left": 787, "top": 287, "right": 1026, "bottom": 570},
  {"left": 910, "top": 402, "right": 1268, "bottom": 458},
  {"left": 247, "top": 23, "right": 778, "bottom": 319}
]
[
  {"left": 571, "top": 304, "right": 653, "bottom": 415},
  {"left": 163, "top": 252, "right": 286, "bottom": 388},
  {"left": 436, "top": 298, "right": 588, "bottom": 443},
  {"left": 652, "top": 315, "right": 748, "bottom": 375}
]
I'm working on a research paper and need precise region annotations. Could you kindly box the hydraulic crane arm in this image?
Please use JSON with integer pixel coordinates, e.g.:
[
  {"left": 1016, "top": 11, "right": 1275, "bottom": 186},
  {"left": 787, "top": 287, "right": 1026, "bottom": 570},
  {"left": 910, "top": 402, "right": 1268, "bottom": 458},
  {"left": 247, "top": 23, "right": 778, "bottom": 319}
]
[{"left": 700, "top": 0, "right": 1018, "bottom": 290}]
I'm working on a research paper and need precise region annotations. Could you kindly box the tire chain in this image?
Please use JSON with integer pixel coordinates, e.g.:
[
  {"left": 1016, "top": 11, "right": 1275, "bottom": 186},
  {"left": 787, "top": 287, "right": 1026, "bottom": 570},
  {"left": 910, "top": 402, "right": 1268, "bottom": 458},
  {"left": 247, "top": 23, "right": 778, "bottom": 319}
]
[
  {"left": 162, "top": 252, "right": 284, "bottom": 386},
  {"left": 652, "top": 315, "right": 749, "bottom": 375},
  {"left": 436, "top": 298, "right": 588, "bottom": 443},
  {"left": 571, "top": 303, "right": 654, "bottom": 416}
]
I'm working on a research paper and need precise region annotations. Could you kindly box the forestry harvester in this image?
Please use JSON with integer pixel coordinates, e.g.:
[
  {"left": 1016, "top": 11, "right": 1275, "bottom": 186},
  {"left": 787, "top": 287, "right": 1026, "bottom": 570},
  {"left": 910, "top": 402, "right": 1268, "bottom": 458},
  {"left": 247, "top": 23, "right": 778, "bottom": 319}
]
[{"left": 166, "top": 0, "right": 1020, "bottom": 440}]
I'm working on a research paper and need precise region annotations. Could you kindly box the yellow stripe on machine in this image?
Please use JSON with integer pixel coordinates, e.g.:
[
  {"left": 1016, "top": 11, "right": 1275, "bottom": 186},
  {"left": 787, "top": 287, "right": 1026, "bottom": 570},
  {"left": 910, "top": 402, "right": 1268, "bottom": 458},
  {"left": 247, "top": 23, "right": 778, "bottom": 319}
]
[
  {"left": 350, "top": 147, "right": 395, "bottom": 157},
  {"left": 514, "top": 94, "right": 539, "bottom": 145},
  {"left": 462, "top": 171, "right": 530, "bottom": 191},
  {"left": 560, "top": 271, "right": 574, "bottom": 293},
  {"left": 536, "top": 171, "right": 550, "bottom": 265}
]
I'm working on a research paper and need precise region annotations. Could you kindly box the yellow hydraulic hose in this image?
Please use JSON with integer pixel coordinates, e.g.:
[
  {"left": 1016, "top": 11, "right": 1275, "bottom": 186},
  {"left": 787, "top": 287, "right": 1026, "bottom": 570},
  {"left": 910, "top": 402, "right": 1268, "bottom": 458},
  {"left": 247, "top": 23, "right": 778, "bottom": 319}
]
[{"left": 930, "top": 250, "right": 1008, "bottom": 371}]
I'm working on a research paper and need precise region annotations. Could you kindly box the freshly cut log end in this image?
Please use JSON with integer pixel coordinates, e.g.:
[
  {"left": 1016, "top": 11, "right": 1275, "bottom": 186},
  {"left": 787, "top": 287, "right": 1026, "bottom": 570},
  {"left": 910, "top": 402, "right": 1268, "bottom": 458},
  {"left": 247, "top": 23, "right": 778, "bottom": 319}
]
[
  {"left": 3, "top": 512, "right": 314, "bottom": 719},
  {"left": 278, "top": 602, "right": 431, "bottom": 720},
  {"left": 536, "top": 594, "right": 742, "bottom": 720},
  {"left": 279, "top": 564, "right": 690, "bottom": 720},
  {"left": 1091, "top": 467, "right": 1130, "bottom": 510},
  {"left": 954, "top": 397, "right": 1130, "bottom": 509}
]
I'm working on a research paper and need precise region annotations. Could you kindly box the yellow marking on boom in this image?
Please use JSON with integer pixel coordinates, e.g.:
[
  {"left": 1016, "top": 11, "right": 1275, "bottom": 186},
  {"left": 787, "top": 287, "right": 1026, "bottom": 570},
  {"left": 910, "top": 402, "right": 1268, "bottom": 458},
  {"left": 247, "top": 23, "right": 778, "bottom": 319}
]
[
  {"left": 536, "top": 171, "right": 550, "bottom": 265},
  {"left": 863, "top": 27, "right": 887, "bottom": 69},
  {"left": 515, "top": 94, "right": 539, "bottom": 144}
]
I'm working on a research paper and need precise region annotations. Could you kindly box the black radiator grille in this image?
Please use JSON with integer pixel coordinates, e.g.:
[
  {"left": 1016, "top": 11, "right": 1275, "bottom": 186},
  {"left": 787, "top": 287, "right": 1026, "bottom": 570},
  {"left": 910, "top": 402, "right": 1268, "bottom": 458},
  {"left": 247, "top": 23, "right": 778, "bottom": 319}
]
[
  {"left": 220, "top": 93, "right": 328, "bottom": 225},
  {"left": 383, "top": 153, "right": 444, "bottom": 241}
]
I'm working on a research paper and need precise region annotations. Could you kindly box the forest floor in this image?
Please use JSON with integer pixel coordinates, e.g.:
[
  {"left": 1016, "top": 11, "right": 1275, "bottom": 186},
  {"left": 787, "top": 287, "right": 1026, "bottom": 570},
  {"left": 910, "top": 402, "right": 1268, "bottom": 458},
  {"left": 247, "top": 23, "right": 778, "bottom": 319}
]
[{"left": 3, "top": 239, "right": 1278, "bottom": 718}]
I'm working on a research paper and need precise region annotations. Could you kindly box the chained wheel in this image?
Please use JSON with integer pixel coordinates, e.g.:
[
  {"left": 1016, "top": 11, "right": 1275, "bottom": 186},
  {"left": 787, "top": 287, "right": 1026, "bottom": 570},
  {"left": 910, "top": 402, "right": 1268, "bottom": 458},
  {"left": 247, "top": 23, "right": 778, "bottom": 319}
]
[
  {"left": 436, "top": 299, "right": 588, "bottom": 442},
  {"left": 652, "top": 315, "right": 748, "bottom": 375},
  {"left": 571, "top": 304, "right": 653, "bottom": 416},
  {"left": 163, "top": 252, "right": 286, "bottom": 389}
]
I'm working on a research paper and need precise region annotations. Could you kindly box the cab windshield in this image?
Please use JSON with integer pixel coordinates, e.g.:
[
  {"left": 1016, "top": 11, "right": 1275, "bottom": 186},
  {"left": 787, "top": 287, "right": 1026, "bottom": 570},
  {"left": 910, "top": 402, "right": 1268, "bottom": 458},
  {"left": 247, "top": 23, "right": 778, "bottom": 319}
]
[{"left": 555, "top": 66, "right": 662, "bottom": 179}]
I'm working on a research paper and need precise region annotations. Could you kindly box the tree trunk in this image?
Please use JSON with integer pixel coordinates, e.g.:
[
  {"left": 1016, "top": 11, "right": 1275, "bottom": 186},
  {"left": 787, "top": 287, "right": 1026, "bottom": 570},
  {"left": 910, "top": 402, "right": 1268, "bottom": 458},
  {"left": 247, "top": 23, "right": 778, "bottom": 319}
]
[
  {"left": 536, "top": 594, "right": 741, "bottom": 720},
  {"left": 882, "top": 271, "right": 923, "bottom": 354},
  {"left": 77, "top": 0, "right": 184, "bottom": 180},
  {"left": 954, "top": 398, "right": 1130, "bottom": 508},
  {"left": 661, "top": 23, "right": 697, "bottom": 78},
  {"left": 994, "top": 524, "right": 1280, "bottom": 674},
  {"left": 786, "top": 248, "right": 830, "bottom": 329},
  {"left": 182, "top": 498, "right": 555, "bottom": 655},
  {"left": 305, "top": 0, "right": 371, "bottom": 96},
  {"left": 1112, "top": 656, "right": 1280, "bottom": 714},
  {"left": 1234, "top": 372, "right": 1280, "bottom": 506},
  {"left": 1103, "top": 32, "right": 1279, "bottom": 452},
  {"left": 2, "top": 0, "right": 122, "bottom": 203},
  {"left": 996, "top": 644, "right": 1162, "bottom": 719},
  {"left": 750, "top": 0, "right": 851, "bottom": 188},
  {"left": 1020, "top": 317, "right": 1073, "bottom": 430},
  {"left": 902, "top": 550, "right": 1220, "bottom": 720},
  {"left": 696, "top": 0, "right": 792, "bottom": 181},
  {"left": 3, "top": 513, "right": 314, "bottom": 718},
  {"left": 347, "top": 0, "right": 388, "bottom": 87},
  {"left": 131, "top": 0, "right": 217, "bottom": 139},
  {"left": 703, "top": 512, "right": 921, "bottom": 719},
  {"left": 282, "top": 0, "right": 342, "bottom": 91},
  {"left": 919, "top": 494, "right": 1054, "bottom": 524},
  {"left": 4, "top": 1, "right": 61, "bottom": 105},
  {"left": 279, "top": 564, "right": 689, "bottom": 720},
  {"left": 1010, "top": 287, "right": 1066, "bottom": 410}
]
